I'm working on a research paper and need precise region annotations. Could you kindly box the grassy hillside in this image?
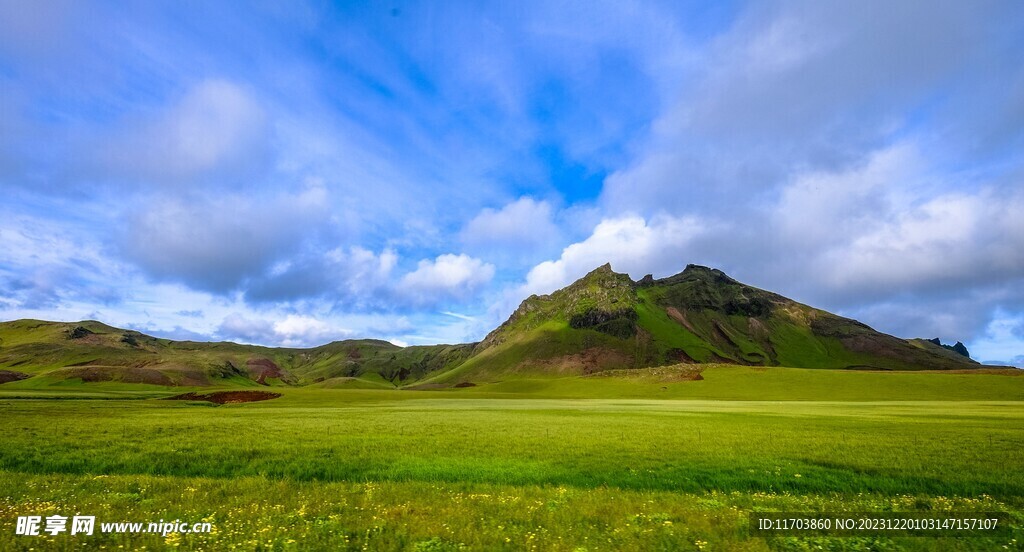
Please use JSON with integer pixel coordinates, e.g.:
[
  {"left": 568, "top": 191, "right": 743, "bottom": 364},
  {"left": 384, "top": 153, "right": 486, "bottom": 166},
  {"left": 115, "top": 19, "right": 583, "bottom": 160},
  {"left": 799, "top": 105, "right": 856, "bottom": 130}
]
[
  {"left": 636, "top": 266, "right": 978, "bottom": 371},
  {"left": 0, "top": 319, "right": 473, "bottom": 389}
]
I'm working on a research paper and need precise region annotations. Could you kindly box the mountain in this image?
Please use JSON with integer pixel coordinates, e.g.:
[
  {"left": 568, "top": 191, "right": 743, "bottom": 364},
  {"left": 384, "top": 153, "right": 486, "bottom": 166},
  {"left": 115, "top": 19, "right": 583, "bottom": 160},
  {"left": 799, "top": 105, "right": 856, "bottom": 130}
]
[
  {"left": 426, "top": 264, "right": 979, "bottom": 383},
  {"left": 0, "top": 264, "right": 982, "bottom": 389}
]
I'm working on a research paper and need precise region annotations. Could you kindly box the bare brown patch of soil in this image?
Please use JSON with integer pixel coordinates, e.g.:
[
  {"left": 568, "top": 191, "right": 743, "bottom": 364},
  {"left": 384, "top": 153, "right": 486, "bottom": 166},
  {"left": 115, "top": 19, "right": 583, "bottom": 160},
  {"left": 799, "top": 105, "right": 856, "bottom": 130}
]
[
  {"left": 665, "top": 307, "right": 697, "bottom": 333},
  {"left": 246, "top": 358, "right": 283, "bottom": 385},
  {"left": 65, "top": 330, "right": 111, "bottom": 347},
  {"left": 673, "top": 369, "right": 704, "bottom": 381},
  {"left": 0, "top": 370, "right": 30, "bottom": 384},
  {"left": 529, "top": 347, "right": 633, "bottom": 375},
  {"left": 166, "top": 390, "right": 281, "bottom": 404},
  {"left": 586, "top": 364, "right": 705, "bottom": 382},
  {"left": 747, "top": 317, "right": 768, "bottom": 338},
  {"left": 453, "top": 381, "right": 476, "bottom": 388}
]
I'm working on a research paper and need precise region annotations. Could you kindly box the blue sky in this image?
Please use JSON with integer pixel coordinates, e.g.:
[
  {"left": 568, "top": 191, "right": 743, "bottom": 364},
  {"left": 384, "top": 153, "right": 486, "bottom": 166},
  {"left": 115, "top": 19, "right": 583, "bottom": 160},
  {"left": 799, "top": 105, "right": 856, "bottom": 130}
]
[{"left": 1, "top": 1, "right": 1023, "bottom": 365}]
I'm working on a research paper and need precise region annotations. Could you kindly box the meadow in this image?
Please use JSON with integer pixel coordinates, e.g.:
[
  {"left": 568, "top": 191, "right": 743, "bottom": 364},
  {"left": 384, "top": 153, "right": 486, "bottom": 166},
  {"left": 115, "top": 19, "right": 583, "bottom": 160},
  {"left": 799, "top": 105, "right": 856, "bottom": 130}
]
[{"left": 1, "top": 366, "right": 1023, "bottom": 550}]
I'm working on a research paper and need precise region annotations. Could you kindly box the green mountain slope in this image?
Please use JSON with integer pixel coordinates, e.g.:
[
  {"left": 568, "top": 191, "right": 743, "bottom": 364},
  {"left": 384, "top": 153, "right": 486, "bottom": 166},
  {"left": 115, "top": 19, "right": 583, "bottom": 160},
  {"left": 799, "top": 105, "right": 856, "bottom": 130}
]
[
  {"left": 428, "top": 264, "right": 980, "bottom": 383},
  {"left": 0, "top": 263, "right": 986, "bottom": 389}
]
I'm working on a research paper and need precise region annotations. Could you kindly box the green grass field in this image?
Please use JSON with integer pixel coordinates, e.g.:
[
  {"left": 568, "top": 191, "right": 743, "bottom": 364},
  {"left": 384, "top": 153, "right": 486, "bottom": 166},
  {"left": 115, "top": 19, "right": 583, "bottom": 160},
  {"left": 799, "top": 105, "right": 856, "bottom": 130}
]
[{"left": 2, "top": 366, "right": 1023, "bottom": 550}]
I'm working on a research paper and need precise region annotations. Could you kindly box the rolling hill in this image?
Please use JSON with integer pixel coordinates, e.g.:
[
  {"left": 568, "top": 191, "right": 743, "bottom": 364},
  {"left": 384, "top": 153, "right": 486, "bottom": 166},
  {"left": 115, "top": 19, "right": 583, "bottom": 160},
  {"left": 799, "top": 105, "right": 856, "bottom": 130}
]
[
  {"left": 0, "top": 319, "right": 472, "bottom": 389},
  {"left": 0, "top": 263, "right": 985, "bottom": 389}
]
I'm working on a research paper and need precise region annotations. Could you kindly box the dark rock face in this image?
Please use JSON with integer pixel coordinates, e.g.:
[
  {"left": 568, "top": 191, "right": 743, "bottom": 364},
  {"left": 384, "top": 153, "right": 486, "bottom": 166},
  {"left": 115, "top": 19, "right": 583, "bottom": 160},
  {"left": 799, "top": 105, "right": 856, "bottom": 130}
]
[
  {"left": 67, "top": 326, "right": 94, "bottom": 339},
  {"left": 569, "top": 307, "right": 639, "bottom": 339},
  {"left": 216, "top": 361, "right": 247, "bottom": 379},
  {"left": 660, "top": 276, "right": 775, "bottom": 318},
  {"left": 569, "top": 307, "right": 637, "bottom": 329},
  {"left": 928, "top": 338, "right": 972, "bottom": 359},
  {"left": 0, "top": 370, "right": 30, "bottom": 384},
  {"left": 638, "top": 274, "right": 655, "bottom": 287},
  {"left": 722, "top": 296, "right": 773, "bottom": 318}
]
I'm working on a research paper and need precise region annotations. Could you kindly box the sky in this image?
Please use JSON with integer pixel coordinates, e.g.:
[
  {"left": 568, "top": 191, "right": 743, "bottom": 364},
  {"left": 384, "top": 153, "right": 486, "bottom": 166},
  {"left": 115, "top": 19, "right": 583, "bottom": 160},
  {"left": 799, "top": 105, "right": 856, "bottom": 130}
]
[{"left": 1, "top": 1, "right": 1023, "bottom": 366}]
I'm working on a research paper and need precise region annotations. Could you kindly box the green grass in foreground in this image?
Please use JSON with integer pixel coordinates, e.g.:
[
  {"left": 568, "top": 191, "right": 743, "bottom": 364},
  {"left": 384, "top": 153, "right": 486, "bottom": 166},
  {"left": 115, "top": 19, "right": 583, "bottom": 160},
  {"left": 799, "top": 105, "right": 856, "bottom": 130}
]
[
  {"left": 1, "top": 368, "right": 1023, "bottom": 550},
  {"left": 2, "top": 473, "right": 1018, "bottom": 551}
]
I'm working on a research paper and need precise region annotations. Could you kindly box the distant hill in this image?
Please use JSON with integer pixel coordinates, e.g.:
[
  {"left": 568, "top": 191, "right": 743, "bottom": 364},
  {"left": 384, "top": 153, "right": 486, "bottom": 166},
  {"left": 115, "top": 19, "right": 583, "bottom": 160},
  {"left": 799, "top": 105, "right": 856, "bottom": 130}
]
[
  {"left": 0, "top": 263, "right": 985, "bottom": 389},
  {"left": 0, "top": 319, "right": 472, "bottom": 388}
]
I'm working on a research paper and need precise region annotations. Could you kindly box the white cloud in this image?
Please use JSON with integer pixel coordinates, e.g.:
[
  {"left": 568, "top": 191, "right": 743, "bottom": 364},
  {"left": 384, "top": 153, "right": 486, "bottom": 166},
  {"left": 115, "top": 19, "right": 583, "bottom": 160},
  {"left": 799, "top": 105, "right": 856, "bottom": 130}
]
[
  {"left": 398, "top": 254, "right": 495, "bottom": 304},
  {"left": 599, "top": 1, "right": 998, "bottom": 216},
  {"left": 215, "top": 313, "right": 272, "bottom": 343},
  {"left": 101, "top": 79, "right": 270, "bottom": 184},
  {"left": 274, "top": 314, "right": 353, "bottom": 347},
  {"left": 0, "top": 212, "right": 131, "bottom": 309},
  {"left": 346, "top": 247, "right": 399, "bottom": 286},
  {"left": 479, "top": 214, "right": 706, "bottom": 331},
  {"left": 441, "top": 311, "right": 476, "bottom": 322},
  {"left": 774, "top": 144, "right": 922, "bottom": 249},
  {"left": 521, "top": 215, "right": 705, "bottom": 296},
  {"left": 217, "top": 313, "right": 353, "bottom": 347},
  {"left": 461, "top": 197, "right": 560, "bottom": 251},
  {"left": 818, "top": 189, "right": 1024, "bottom": 295},
  {"left": 122, "top": 184, "right": 329, "bottom": 292},
  {"left": 246, "top": 245, "right": 398, "bottom": 305}
]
